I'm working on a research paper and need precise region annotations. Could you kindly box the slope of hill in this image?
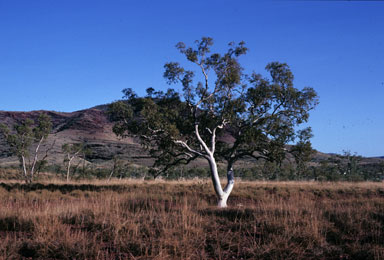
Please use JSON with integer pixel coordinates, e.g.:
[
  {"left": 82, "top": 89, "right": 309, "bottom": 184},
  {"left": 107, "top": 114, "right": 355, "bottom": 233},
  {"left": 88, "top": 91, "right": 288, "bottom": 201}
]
[
  {"left": 0, "top": 106, "right": 383, "bottom": 170},
  {"left": 0, "top": 108, "right": 152, "bottom": 167}
]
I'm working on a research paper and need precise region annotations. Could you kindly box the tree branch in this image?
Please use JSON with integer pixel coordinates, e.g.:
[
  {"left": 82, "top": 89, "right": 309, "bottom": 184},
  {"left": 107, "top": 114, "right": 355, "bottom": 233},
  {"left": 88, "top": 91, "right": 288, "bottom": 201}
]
[
  {"left": 173, "top": 139, "right": 207, "bottom": 158},
  {"left": 30, "top": 136, "right": 44, "bottom": 179},
  {"left": 153, "top": 154, "right": 199, "bottom": 178},
  {"left": 36, "top": 139, "right": 56, "bottom": 176},
  {"left": 211, "top": 119, "right": 227, "bottom": 154},
  {"left": 233, "top": 150, "right": 269, "bottom": 162},
  {"left": 194, "top": 124, "right": 212, "bottom": 155}
]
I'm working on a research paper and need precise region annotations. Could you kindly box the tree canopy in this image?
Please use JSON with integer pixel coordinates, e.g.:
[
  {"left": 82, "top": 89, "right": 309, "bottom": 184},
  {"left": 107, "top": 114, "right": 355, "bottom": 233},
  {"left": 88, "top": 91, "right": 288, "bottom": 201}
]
[
  {"left": 0, "top": 113, "right": 52, "bottom": 183},
  {"left": 109, "top": 37, "right": 318, "bottom": 206}
]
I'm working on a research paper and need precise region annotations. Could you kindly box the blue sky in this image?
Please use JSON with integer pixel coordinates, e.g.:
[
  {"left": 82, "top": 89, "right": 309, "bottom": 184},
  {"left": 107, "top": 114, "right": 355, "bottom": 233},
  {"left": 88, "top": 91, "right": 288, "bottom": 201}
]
[{"left": 0, "top": 0, "right": 383, "bottom": 156}]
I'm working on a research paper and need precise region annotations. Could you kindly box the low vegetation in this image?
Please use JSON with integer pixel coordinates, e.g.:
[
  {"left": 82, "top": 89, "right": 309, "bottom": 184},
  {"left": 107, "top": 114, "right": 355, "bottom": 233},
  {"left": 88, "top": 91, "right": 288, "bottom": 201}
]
[{"left": 0, "top": 179, "right": 383, "bottom": 259}]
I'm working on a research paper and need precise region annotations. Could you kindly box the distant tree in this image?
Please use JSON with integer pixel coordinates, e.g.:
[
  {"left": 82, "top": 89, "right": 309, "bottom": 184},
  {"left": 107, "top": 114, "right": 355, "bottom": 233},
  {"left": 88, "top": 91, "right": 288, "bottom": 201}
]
[
  {"left": 107, "top": 155, "right": 125, "bottom": 181},
  {"left": 0, "top": 113, "right": 52, "bottom": 183},
  {"left": 62, "top": 142, "right": 88, "bottom": 182},
  {"left": 379, "top": 161, "right": 384, "bottom": 181},
  {"left": 145, "top": 87, "right": 155, "bottom": 98},
  {"left": 337, "top": 150, "right": 362, "bottom": 181},
  {"left": 107, "top": 155, "right": 139, "bottom": 181},
  {"left": 290, "top": 128, "right": 315, "bottom": 178},
  {"left": 109, "top": 37, "right": 318, "bottom": 207}
]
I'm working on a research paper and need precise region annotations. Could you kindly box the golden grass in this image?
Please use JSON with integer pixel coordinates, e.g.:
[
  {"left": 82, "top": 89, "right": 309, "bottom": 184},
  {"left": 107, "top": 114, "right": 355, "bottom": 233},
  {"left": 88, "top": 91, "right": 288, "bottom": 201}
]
[{"left": 0, "top": 180, "right": 383, "bottom": 259}]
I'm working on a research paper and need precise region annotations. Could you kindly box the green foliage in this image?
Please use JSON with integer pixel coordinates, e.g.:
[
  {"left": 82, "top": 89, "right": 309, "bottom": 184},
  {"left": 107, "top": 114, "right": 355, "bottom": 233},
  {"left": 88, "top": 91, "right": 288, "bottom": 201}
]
[
  {"left": 0, "top": 113, "right": 52, "bottom": 182},
  {"left": 109, "top": 37, "right": 318, "bottom": 178},
  {"left": 80, "top": 165, "right": 149, "bottom": 180},
  {"left": 107, "top": 156, "right": 140, "bottom": 180},
  {"left": 62, "top": 142, "right": 91, "bottom": 161},
  {"left": 62, "top": 142, "right": 91, "bottom": 181},
  {"left": 0, "top": 119, "right": 34, "bottom": 159},
  {"left": 290, "top": 128, "right": 315, "bottom": 176},
  {"left": 34, "top": 113, "right": 52, "bottom": 140},
  {"left": 0, "top": 114, "right": 52, "bottom": 159}
]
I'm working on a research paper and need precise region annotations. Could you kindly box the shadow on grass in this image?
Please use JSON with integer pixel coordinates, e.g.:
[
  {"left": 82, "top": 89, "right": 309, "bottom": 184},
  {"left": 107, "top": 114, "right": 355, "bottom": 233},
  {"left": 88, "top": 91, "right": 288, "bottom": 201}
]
[
  {"left": 0, "top": 182, "right": 129, "bottom": 194},
  {"left": 0, "top": 216, "right": 35, "bottom": 233},
  {"left": 198, "top": 207, "right": 257, "bottom": 221}
]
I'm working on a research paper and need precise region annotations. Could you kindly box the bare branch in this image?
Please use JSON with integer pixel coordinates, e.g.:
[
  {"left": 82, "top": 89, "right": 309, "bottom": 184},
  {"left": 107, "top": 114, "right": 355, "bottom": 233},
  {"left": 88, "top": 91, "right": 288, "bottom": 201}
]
[
  {"left": 173, "top": 139, "right": 207, "bottom": 158},
  {"left": 194, "top": 124, "right": 212, "bottom": 155},
  {"left": 233, "top": 151, "right": 269, "bottom": 162},
  {"left": 211, "top": 119, "right": 227, "bottom": 154},
  {"left": 153, "top": 154, "right": 199, "bottom": 178},
  {"left": 30, "top": 136, "right": 44, "bottom": 180},
  {"left": 36, "top": 140, "right": 56, "bottom": 176}
]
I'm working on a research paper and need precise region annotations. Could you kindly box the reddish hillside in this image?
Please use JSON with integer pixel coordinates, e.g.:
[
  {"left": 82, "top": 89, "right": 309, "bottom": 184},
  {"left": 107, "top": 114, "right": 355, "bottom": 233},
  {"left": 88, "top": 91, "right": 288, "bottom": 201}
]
[{"left": 0, "top": 108, "right": 150, "bottom": 167}]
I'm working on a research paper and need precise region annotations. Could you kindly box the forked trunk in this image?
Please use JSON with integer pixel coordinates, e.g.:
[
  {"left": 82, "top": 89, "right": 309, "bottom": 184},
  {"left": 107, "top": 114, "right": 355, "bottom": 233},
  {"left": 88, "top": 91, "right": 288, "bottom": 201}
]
[
  {"left": 194, "top": 124, "right": 234, "bottom": 207},
  {"left": 218, "top": 169, "right": 235, "bottom": 207},
  {"left": 217, "top": 192, "right": 230, "bottom": 208},
  {"left": 208, "top": 156, "right": 235, "bottom": 208}
]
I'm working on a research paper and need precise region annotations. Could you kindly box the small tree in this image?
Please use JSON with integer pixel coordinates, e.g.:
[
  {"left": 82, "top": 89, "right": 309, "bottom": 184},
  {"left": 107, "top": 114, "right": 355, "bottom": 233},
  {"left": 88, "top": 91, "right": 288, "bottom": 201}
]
[
  {"left": 336, "top": 150, "right": 362, "bottom": 181},
  {"left": 0, "top": 113, "right": 52, "bottom": 183},
  {"left": 290, "top": 128, "right": 315, "bottom": 179},
  {"left": 109, "top": 37, "right": 318, "bottom": 207},
  {"left": 62, "top": 142, "right": 88, "bottom": 182},
  {"left": 108, "top": 155, "right": 132, "bottom": 181}
]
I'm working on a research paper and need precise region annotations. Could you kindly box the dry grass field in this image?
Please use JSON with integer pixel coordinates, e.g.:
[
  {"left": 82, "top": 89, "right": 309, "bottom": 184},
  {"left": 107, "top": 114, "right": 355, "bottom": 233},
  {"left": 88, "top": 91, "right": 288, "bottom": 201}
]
[{"left": 0, "top": 179, "right": 383, "bottom": 259}]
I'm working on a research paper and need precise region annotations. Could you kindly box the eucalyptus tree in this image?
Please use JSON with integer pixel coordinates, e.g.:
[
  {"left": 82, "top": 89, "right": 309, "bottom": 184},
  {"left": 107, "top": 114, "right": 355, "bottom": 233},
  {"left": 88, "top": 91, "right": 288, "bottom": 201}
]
[
  {"left": 0, "top": 113, "right": 52, "bottom": 183},
  {"left": 109, "top": 37, "right": 318, "bottom": 207},
  {"left": 62, "top": 142, "right": 87, "bottom": 182},
  {"left": 108, "top": 155, "right": 132, "bottom": 181},
  {"left": 290, "top": 128, "right": 315, "bottom": 178}
]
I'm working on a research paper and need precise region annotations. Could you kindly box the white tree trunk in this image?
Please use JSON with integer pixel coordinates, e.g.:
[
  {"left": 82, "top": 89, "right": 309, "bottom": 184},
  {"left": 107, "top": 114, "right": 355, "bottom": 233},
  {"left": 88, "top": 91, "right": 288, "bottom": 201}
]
[
  {"left": 66, "top": 150, "right": 81, "bottom": 182},
  {"left": 194, "top": 124, "right": 235, "bottom": 207},
  {"left": 208, "top": 156, "right": 235, "bottom": 208},
  {"left": 217, "top": 168, "right": 235, "bottom": 207},
  {"left": 217, "top": 192, "right": 230, "bottom": 208},
  {"left": 108, "top": 169, "right": 114, "bottom": 182},
  {"left": 30, "top": 137, "right": 43, "bottom": 182},
  {"left": 66, "top": 157, "right": 74, "bottom": 182},
  {"left": 21, "top": 155, "right": 29, "bottom": 183}
]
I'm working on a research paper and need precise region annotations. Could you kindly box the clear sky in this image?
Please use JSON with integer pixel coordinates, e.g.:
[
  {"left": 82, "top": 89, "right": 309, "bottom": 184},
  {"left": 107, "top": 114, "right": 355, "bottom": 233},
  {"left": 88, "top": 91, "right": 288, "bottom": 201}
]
[{"left": 0, "top": 0, "right": 383, "bottom": 157}]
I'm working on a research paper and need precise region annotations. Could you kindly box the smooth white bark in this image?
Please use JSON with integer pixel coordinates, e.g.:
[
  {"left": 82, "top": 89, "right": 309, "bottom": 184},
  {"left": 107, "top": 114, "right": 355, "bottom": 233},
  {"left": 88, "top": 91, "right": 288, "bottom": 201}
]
[
  {"left": 219, "top": 169, "right": 235, "bottom": 207},
  {"left": 208, "top": 156, "right": 224, "bottom": 198},
  {"left": 218, "top": 192, "right": 230, "bottom": 208},
  {"left": 66, "top": 157, "right": 74, "bottom": 182},
  {"left": 108, "top": 169, "right": 114, "bottom": 182},
  {"left": 207, "top": 156, "right": 235, "bottom": 208},
  {"left": 192, "top": 123, "right": 235, "bottom": 208},
  {"left": 30, "top": 137, "right": 43, "bottom": 182},
  {"left": 66, "top": 149, "right": 81, "bottom": 182},
  {"left": 21, "top": 155, "right": 29, "bottom": 183}
]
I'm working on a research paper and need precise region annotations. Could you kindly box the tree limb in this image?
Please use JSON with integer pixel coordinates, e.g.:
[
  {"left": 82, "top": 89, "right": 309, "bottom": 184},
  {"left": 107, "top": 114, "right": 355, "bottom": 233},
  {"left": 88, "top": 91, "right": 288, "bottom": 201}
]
[
  {"left": 194, "top": 124, "right": 212, "bottom": 155},
  {"left": 174, "top": 139, "right": 207, "bottom": 158}
]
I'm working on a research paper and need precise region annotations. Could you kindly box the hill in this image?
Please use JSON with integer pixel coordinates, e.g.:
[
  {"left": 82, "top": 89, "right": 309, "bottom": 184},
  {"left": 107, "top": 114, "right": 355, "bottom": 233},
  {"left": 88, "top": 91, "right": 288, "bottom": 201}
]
[
  {"left": 0, "top": 107, "right": 152, "bottom": 167},
  {"left": 0, "top": 106, "right": 383, "bottom": 171}
]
